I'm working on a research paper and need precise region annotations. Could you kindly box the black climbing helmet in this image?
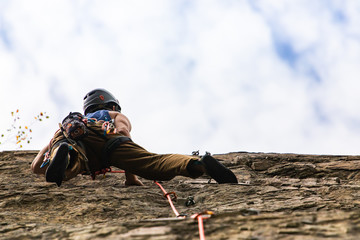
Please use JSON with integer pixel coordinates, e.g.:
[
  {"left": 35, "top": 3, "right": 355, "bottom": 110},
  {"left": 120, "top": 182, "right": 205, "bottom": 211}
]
[{"left": 83, "top": 88, "right": 121, "bottom": 115}]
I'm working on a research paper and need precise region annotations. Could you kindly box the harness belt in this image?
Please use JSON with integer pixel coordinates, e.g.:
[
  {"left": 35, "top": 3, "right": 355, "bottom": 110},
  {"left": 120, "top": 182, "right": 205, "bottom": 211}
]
[{"left": 101, "top": 136, "right": 132, "bottom": 169}]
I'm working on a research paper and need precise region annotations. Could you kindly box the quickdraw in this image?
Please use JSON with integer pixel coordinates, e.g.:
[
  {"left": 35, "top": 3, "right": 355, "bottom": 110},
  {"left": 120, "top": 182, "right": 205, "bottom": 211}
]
[
  {"left": 40, "top": 154, "right": 50, "bottom": 168},
  {"left": 154, "top": 181, "right": 183, "bottom": 218},
  {"left": 164, "top": 191, "right": 177, "bottom": 202}
]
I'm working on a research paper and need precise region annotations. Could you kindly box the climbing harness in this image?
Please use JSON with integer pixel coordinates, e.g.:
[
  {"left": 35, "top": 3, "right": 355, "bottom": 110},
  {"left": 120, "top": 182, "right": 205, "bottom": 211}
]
[
  {"left": 100, "top": 136, "right": 131, "bottom": 172},
  {"left": 58, "top": 112, "right": 131, "bottom": 179}
]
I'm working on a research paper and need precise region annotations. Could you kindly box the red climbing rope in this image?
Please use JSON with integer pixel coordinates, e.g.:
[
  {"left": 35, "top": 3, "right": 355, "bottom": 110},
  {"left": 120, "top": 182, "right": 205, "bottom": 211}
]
[
  {"left": 110, "top": 169, "right": 125, "bottom": 173},
  {"left": 154, "top": 181, "right": 184, "bottom": 218},
  {"left": 191, "top": 211, "right": 214, "bottom": 240},
  {"left": 154, "top": 181, "right": 212, "bottom": 240},
  {"left": 92, "top": 167, "right": 125, "bottom": 179},
  {"left": 197, "top": 215, "right": 206, "bottom": 240}
]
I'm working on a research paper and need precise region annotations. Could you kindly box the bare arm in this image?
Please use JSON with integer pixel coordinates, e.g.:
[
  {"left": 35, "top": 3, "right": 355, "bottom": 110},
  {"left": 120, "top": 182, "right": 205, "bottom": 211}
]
[
  {"left": 108, "top": 111, "right": 132, "bottom": 137},
  {"left": 31, "top": 143, "right": 50, "bottom": 175}
]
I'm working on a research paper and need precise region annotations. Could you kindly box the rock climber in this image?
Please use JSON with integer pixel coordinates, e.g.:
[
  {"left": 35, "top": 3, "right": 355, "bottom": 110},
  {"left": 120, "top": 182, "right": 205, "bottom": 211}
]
[{"left": 31, "top": 88, "right": 238, "bottom": 187}]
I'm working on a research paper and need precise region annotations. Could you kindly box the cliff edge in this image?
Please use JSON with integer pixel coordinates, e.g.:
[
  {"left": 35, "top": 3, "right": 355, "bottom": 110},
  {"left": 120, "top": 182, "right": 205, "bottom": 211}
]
[{"left": 1, "top": 150, "right": 360, "bottom": 239}]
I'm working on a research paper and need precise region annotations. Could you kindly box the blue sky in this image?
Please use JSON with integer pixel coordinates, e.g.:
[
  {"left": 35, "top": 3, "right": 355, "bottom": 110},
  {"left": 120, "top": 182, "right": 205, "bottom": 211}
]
[{"left": 1, "top": 0, "right": 360, "bottom": 155}]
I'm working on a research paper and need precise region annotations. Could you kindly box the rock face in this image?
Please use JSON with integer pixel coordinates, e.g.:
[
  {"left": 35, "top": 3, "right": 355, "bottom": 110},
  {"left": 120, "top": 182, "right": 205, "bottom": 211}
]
[{"left": 1, "top": 150, "right": 360, "bottom": 239}]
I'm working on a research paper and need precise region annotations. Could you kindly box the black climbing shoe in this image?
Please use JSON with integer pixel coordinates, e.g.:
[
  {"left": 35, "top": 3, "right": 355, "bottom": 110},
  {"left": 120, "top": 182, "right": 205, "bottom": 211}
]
[
  {"left": 200, "top": 155, "right": 238, "bottom": 184},
  {"left": 45, "top": 142, "right": 69, "bottom": 187},
  {"left": 187, "top": 160, "right": 206, "bottom": 178}
]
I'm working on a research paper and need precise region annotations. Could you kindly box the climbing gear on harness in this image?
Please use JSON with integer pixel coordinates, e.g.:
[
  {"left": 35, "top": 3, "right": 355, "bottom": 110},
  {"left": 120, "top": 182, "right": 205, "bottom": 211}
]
[
  {"left": 83, "top": 88, "right": 121, "bottom": 115},
  {"left": 45, "top": 142, "right": 70, "bottom": 187},
  {"left": 61, "top": 112, "right": 88, "bottom": 140},
  {"left": 200, "top": 154, "right": 238, "bottom": 184},
  {"left": 101, "top": 120, "right": 117, "bottom": 136},
  {"left": 40, "top": 151, "right": 51, "bottom": 168}
]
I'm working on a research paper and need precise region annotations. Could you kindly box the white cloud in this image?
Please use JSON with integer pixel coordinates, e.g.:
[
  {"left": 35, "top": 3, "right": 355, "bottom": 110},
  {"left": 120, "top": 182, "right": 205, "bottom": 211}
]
[{"left": 1, "top": 0, "right": 360, "bottom": 156}]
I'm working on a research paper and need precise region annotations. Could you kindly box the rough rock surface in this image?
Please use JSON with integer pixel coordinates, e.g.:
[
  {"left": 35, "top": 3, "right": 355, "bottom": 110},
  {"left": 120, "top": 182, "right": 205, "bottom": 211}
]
[{"left": 1, "top": 150, "right": 360, "bottom": 239}]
